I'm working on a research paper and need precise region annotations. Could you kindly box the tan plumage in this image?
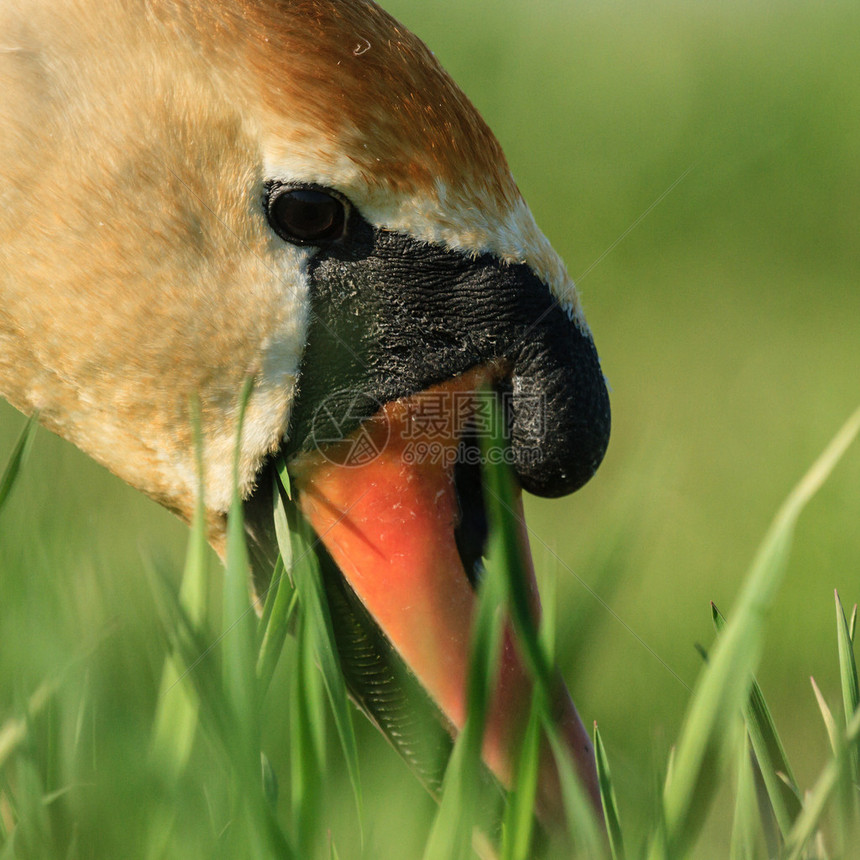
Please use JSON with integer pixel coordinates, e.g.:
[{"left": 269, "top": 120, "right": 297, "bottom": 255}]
[
  {"left": 0, "top": 0, "right": 608, "bottom": 819},
  {"left": 1, "top": 0, "right": 583, "bottom": 539}
]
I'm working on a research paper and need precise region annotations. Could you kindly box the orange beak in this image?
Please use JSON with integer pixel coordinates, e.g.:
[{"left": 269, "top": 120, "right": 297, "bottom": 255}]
[{"left": 288, "top": 366, "right": 600, "bottom": 822}]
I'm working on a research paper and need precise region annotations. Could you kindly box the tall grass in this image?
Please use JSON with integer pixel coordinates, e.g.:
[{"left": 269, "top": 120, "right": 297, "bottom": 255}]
[{"left": 1, "top": 402, "right": 858, "bottom": 858}]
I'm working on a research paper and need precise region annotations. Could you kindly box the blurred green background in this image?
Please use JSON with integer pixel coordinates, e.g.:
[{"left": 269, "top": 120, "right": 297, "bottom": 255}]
[{"left": 1, "top": 0, "right": 858, "bottom": 856}]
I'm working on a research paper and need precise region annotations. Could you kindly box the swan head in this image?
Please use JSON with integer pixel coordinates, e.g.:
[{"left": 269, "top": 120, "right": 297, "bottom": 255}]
[{"left": 0, "top": 0, "right": 610, "bottom": 819}]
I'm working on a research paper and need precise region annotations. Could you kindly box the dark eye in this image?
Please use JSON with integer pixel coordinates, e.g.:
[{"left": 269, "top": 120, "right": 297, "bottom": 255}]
[{"left": 266, "top": 185, "right": 348, "bottom": 245}]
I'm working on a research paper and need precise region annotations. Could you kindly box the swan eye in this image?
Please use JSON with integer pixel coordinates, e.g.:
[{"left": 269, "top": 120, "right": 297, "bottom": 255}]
[{"left": 266, "top": 185, "right": 348, "bottom": 245}]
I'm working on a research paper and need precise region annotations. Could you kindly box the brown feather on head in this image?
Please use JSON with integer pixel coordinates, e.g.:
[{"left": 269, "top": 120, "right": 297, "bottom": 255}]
[{"left": 0, "top": 0, "right": 608, "bottom": 827}]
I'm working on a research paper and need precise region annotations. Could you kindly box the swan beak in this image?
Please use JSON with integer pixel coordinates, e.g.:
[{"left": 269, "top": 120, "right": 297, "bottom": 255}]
[{"left": 288, "top": 365, "right": 600, "bottom": 820}]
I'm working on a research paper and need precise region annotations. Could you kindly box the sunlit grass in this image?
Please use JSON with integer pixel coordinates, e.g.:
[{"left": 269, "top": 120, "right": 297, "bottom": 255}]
[
  {"left": 0, "top": 414, "right": 37, "bottom": 515},
  {"left": 1, "top": 396, "right": 858, "bottom": 857}
]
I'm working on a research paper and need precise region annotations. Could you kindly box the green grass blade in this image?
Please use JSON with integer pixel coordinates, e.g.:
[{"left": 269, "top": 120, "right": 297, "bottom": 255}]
[
  {"left": 0, "top": 412, "right": 38, "bottom": 514},
  {"left": 545, "top": 721, "right": 608, "bottom": 858},
  {"left": 711, "top": 602, "right": 802, "bottom": 837},
  {"left": 663, "top": 745, "right": 676, "bottom": 795},
  {"left": 0, "top": 682, "right": 56, "bottom": 772},
  {"left": 785, "top": 706, "right": 860, "bottom": 860},
  {"left": 271, "top": 456, "right": 323, "bottom": 779},
  {"left": 480, "top": 438, "right": 551, "bottom": 694},
  {"left": 257, "top": 552, "right": 281, "bottom": 646},
  {"left": 144, "top": 530, "right": 298, "bottom": 858},
  {"left": 500, "top": 690, "right": 541, "bottom": 860},
  {"left": 273, "top": 455, "right": 363, "bottom": 826},
  {"left": 222, "top": 376, "right": 260, "bottom": 776},
  {"left": 594, "top": 723, "right": 625, "bottom": 860},
  {"left": 502, "top": 576, "right": 562, "bottom": 860},
  {"left": 422, "top": 734, "right": 484, "bottom": 860},
  {"left": 479, "top": 391, "right": 605, "bottom": 855},
  {"left": 146, "top": 403, "right": 209, "bottom": 860},
  {"left": 810, "top": 676, "right": 854, "bottom": 856},
  {"left": 271, "top": 458, "right": 329, "bottom": 841},
  {"left": 150, "top": 400, "right": 209, "bottom": 783},
  {"left": 651, "top": 406, "right": 860, "bottom": 859},
  {"left": 289, "top": 612, "right": 325, "bottom": 856},
  {"left": 256, "top": 555, "right": 299, "bottom": 698},
  {"left": 0, "top": 716, "right": 28, "bottom": 777},
  {"left": 834, "top": 590, "right": 859, "bottom": 779},
  {"left": 849, "top": 605, "right": 857, "bottom": 643},
  {"left": 261, "top": 750, "right": 278, "bottom": 809},
  {"left": 811, "top": 676, "right": 839, "bottom": 755},
  {"left": 299, "top": 588, "right": 328, "bottom": 770},
  {"left": 146, "top": 410, "right": 210, "bottom": 860},
  {"left": 835, "top": 590, "right": 860, "bottom": 833},
  {"left": 13, "top": 758, "right": 51, "bottom": 853},
  {"left": 729, "top": 734, "right": 759, "bottom": 860},
  {"left": 538, "top": 555, "right": 558, "bottom": 664},
  {"left": 145, "top": 552, "right": 238, "bottom": 746},
  {"left": 423, "top": 524, "right": 506, "bottom": 860},
  {"left": 220, "top": 381, "right": 298, "bottom": 859}
]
